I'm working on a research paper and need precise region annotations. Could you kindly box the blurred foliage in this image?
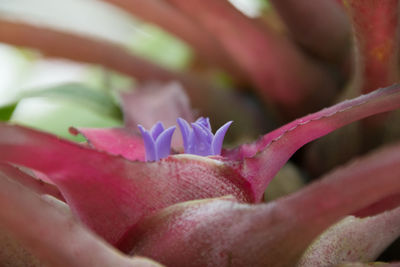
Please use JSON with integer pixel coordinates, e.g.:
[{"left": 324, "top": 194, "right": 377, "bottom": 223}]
[
  {"left": 85, "top": 67, "right": 135, "bottom": 93},
  {"left": 11, "top": 98, "right": 122, "bottom": 142},
  {"left": 0, "top": 0, "right": 269, "bottom": 141},
  {"left": 0, "top": 103, "right": 17, "bottom": 121},
  {"left": 10, "top": 83, "right": 123, "bottom": 141},
  {"left": 19, "top": 83, "right": 123, "bottom": 119},
  {"left": 128, "top": 24, "right": 192, "bottom": 70}
]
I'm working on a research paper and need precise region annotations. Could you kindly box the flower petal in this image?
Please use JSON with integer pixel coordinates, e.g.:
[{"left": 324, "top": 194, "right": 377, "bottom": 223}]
[
  {"left": 195, "top": 116, "right": 211, "bottom": 131},
  {"left": 177, "top": 117, "right": 192, "bottom": 153},
  {"left": 150, "top": 122, "right": 165, "bottom": 140},
  {"left": 191, "top": 122, "right": 213, "bottom": 156},
  {"left": 138, "top": 125, "right": 157, "bottom": 162},
  {"left": 155, "top": 126, "right": 176, "bottom": 160},
  {"left": 211, "top": 121, "right": 232, "bottom": 155}
]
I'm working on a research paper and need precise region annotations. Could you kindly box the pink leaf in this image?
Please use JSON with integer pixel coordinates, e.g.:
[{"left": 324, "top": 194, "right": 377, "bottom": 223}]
[
  {"left": 0, "top": 172, "right": 164, "bottom": 267},
  {"left": 298, "top": 207, "right": 400, "bottom": 266},
  {"left": 130, "top": 142, "right": 400, "bottom": 266},
  {"left": 354, "top": 193, "right": 400, "bottom": 217},
  {"left": 0, "top": 162, "right": 64, "bottom": 201},
  {"left": 69, "top": 127, "right": 146, "bottom": 162},
  {"left": 0, "top": 125, "right": 254, "bottom": 245},
  {"left": 226, "top": 84, "right": 400, "bottom": 199}
]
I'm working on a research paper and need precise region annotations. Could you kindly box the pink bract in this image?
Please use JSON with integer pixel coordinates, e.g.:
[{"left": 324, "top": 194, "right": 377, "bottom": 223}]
[{"left": 0, "top": 84, "right": 399, "bottom": 248}]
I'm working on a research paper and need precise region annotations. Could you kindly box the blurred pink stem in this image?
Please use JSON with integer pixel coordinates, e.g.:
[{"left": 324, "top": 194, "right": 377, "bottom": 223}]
[
  {"left": 165, "top": 0, "right": 336, "bottom": 118},
  {"left": 0, "top": 19, "right": 176, "bottom": 82},
  {"left": 347, "top": 0, "right": 400, "bottom": 94},
  {"left": 0, "top": 163, "right": 64, "bottom": 201},
  {"left": 346, "top": 0, "right": 400, "bottom": 146},
  {"left": 101, "top": 0, "right": 243, "bottom": 77},
  {"left": 269, "top": 0, "right": 350, "bottom": 62}
]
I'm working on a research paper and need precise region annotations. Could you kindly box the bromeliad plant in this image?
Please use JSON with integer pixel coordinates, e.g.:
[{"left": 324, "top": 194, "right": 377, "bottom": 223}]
[
  {"left": 0, "top": 0, "right": 400, "bottom": 266},
  {"left": 0, "top": 85, "right": 400, "bottom": 266}
]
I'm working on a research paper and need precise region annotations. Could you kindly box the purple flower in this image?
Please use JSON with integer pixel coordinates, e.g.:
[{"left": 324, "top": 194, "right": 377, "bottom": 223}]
[
  {"left": 177, "top": 117, "right": 233, "bottom": 156},
  {"left": 138, "top": 122, "right": 176, "bottom": 162}
]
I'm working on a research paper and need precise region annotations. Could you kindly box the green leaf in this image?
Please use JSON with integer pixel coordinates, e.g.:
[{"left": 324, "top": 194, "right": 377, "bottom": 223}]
[
  {"left": 11, "top": 98, "right": 122, "bottom": 142},
  {"left": 128, "top": 24, "right": 192, "bottom": 70},
  {"left": 19, "top": 83, "right": 122, "bottom": 119},
  {"left": 0, "top": 103, "right": 17, "bottom": 121},
  {"left": 9, "top": 82, "right": 123, "bottom": 141}
]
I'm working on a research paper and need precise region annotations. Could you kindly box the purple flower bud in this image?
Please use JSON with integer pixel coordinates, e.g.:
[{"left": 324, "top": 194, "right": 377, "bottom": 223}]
[
  {"left": 138, "top": 122, "right": 176, "bottom": 162},
  {"left": 195, "top": 117, "right": 211, "bottom": 131},
  {"left": 177, "top": 117, "right": 232, "bottom": 156}
]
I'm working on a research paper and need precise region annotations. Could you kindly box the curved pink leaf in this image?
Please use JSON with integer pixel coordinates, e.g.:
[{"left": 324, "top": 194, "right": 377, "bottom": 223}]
[
  {"left": 0, "top": 172, "right": 164, "bottom": 267},
  {"left": 354, "top": 193, "right": 400, "bottom": 217},
  {"left": 0, "top": 125, "right": 253, "bottom": 245},
  {"left": 298, "top": 207, "right": 400, "bottom": 266},
  {"left": 226, "top": 84, "right": 400, "bottom": 199},
  {"left": 130, "top": 143, "right": 400, "bottom": 266},
  {"left": 69, "top": 127, "right": 146, "bottom": 162},
  {"left": 0, "top": 162, "right": 64, "bottom": 201}
]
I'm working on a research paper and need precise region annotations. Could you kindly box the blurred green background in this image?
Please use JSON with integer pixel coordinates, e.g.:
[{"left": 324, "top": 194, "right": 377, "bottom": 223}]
[{"left": 0, "top": 0, "right": 269, "bottom": 141}]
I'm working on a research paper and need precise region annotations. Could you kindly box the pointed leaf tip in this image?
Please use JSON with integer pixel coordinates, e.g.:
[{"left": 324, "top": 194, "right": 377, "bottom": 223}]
[{"left": 69, "top": 127, "right": 146, "bottom": 162}]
